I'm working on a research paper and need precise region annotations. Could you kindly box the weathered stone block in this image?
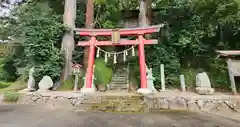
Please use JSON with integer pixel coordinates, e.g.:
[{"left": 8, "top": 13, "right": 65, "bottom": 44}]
[
  {"left": 168, "top": 98, "right": 187, "bottom": 110},
  {"left": 17, "top": 95, "right": 35, "bottom": 104},
  {"left": 233, "top": 100, "right": 240, "bottom": 112},
  {"left": 201, "top": 101, "right": 216, "bottom": 111},
  {"left": 196, "top": 100, "right": 205, "bottom": 109},
  {"left": 45, "top": 97, "right": 73, "bottom": 109},
  {"left": 215, "top": 101, "right": 233, "bottom": 112},
  {"left": 35, "top": 97, "right": 49, "bottom": 104},
  {"left": 196, "top": 87, "right": 214, "bottom": 95},
  {"left": 158, "top": 98, "right": 169, "bottom": 109},
  {"left": 187, "top": 100, "right": 199, "bottom": 111}
]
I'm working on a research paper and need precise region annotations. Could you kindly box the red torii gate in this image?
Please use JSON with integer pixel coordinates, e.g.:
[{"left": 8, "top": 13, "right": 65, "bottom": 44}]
[{"left": 75, "top": 24, "right": 163, "bottom": 93}]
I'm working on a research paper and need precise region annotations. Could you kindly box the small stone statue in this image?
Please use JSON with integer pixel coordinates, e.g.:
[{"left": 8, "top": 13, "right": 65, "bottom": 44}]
[
  {"left": 27, "top": 67, "right": 36, "bottom": 92},
  {"left": 146, "top": 68, "right": 157, "bottom": 92},
  {"left": 195, "top": 72, "right": 214, "bottom": 95}
]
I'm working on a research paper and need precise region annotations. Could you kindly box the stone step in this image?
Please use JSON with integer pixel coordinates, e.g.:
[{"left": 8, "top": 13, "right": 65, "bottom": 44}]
[
  {"left": 109, "top": 86, "right": 127, "bottom": 89},
  {"left": 112, "top": 75, "right": 127, "bottom": 77},
  {"left": 110, "top": 82, "right": 127, "bottom": 84},
  {"left": 109, "top": 86, "right": 127, "bottom": 88},
  {"left": 112, "top": 77, "right": 127, "bottom": 79},
  {"left": 110, "top": 84, "right": 127, "bottom": 87},
  {"left": 110, "top": 84, "right": 127, "bottom": 86},
  {"left": 111, "top": 80, "right": 127, "bottom": 84}
]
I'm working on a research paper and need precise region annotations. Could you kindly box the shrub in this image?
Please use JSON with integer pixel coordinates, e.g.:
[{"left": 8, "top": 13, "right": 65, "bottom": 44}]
[
  {"left": 0, "top": 82, "right": 11, "bottom": 89},
  {"left": 3, "top": 91, "right": 20, "bottom": 102},
  {"left": 94, "top": 58, "right": 113, "bottom": 85}
]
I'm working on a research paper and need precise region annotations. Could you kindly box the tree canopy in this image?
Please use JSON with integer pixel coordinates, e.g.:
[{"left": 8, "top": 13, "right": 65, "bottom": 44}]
[{"left": 0, "top": 0, "right": 240, "bottom": 89}]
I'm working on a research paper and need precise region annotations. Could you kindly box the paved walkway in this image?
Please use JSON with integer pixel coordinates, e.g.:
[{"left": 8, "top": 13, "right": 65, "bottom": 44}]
[{"left": 0, "top": 104, "right": 239, "bottom": 127}]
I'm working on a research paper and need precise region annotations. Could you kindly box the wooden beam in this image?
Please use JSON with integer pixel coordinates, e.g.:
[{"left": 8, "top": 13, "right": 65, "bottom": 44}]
[
  {"left": 77, "top": 39, "right": 158, "bottom": 46},
  {"left": 75, "top": 24, "right": 164, "bottom": 36}
]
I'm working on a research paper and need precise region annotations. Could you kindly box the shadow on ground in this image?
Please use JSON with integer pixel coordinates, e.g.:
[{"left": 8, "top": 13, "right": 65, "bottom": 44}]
[{"left": 0, "top": 104, "right": 239, "bottom": 127}]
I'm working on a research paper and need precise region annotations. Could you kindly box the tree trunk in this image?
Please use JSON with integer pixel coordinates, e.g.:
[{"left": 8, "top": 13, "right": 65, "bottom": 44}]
[
  {"left": 83, "top": 0, "right": 94, "bottom": 70},
  {"left": 139, "top": 0, "right": 151, "bottom": 27},
  {"left": 145, "top": 0, "right": 152, "bottom": 25},
  {"left": 61, "top": 0, "right": 77, "bottom": 81}
]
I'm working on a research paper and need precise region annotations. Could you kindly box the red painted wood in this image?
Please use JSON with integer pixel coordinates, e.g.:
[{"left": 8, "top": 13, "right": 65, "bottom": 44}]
[
  {"left": 75, "top": 24, "right": 163, "bottom": 36},
  {"left": 77, "top": 39, "right": 158, "bottom": 46},
  {"left": 138, "top": 35, "right": 147, "bottom": 89},
  {"left": 85, "top": 36, "right": 96, "bottom": 88},
  {"left": 76, "top": 24, "right": 163, "bottom": 91}
]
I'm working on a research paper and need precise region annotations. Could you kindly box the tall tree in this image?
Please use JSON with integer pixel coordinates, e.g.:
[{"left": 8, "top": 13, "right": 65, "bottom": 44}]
[
  {"left": 83, "top": 0, "right": 94, "bottom": 69},
  {"left": 61, "top": 0, "right": 77, "bottom": 81}
]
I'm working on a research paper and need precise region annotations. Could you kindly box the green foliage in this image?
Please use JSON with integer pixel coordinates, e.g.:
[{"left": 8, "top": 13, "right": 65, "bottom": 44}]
[
  {"left": 1, "top": 78, "right": 26, "bottom": 92},
  {"left": 0, "top": 57, "right": 18, "bottom": 81},
  {"left": 9, "top": 1, "right": 65, "bottom": 83},
  {"left": 1, "top": 0, "right": 240, "bottom": 90},
  {"left": 0, "top": 82, "right": 11, "bottom": 89},
  {"left": 94, "top": 58, "right": 113, "bottom": 85},
  {"left": 3, "top": 91, "right": 19, "bottom": 102},
  {"left": 57, "top": 76, "right": 74, "bottom": 91}
]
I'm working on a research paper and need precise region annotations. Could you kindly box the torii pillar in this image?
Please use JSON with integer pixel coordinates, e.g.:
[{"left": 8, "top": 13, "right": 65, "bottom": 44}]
[{"left": 75, "top": 25, "right": 164, "bottom": 93}]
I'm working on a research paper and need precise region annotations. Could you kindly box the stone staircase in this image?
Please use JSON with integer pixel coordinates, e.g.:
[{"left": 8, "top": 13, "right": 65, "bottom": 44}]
[
  {"left": 108, "top": 68, "right": 128, "bottom": 90},
  {"left": 83, "top": 95, "right": 147, "bottom": 113}
]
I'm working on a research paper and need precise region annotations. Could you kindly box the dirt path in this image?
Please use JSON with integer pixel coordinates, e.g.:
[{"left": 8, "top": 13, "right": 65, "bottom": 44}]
[{"left": 0, "top": 104, "right": 239, "bottom": 127}]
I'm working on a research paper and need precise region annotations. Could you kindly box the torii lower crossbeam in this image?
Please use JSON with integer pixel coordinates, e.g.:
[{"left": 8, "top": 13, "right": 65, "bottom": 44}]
[{"left": 75, "top": 25, "right": 163, "bottom": 93}]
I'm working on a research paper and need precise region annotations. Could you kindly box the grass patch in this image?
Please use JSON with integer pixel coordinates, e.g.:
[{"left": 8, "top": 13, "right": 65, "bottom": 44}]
[
  {"left": 0, "top": 79, "right": 26, "bottom": 93},
  {"left": 3, "top": 91, "right": 20, "bottom": 102},
  {"left": 56, "top": 76, "right": 74, "bottom": 91},
  {"left": 0, "top": 82, "right": 11, "bottom": 89}
]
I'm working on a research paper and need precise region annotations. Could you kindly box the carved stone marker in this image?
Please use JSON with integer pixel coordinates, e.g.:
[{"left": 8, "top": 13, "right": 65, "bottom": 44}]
[
  {"left": 27, "top": 67, "right": 36, "bottom": 92},
  {"left": 38, "top": 76, "right": 53, "bottom": 91},
  {"left": 195, "top": 72, "right": 214, "bottom": 95}
]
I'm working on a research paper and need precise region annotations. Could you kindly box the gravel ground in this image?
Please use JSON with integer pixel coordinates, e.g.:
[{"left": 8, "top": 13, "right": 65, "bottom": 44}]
[{"left": 0, "top": 104, "right": 240, "bottom": 127}]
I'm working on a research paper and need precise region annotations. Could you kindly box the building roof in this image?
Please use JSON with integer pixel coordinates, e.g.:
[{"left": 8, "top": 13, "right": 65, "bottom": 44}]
[{"left": 216, "top": 50, "right": 240, "bottom": 56}]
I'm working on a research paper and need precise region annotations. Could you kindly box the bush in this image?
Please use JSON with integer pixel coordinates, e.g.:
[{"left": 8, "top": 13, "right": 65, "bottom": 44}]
[
  {"left": 11, "top": 1, "right": 65, "bottom": 83},
  {"left": 3, "top": 91, "right": 20, "bottom": 102},
  {"left": 94, "top": 58, "right": 113, "bottom": 85},
  {"left": 57, "top": 76, "right": 74, "bottom": 91},
  {"left": 0, "top": 82, "right": 11, "bottom": 89}
]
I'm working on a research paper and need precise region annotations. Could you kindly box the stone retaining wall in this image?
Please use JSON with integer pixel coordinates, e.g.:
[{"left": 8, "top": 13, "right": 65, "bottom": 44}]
[
  {"left": 16, "top": 92, "right": 240, "bottom": 113},
  {"left": 17, "top": 92, "right": 146, "bottom": 112},
  {"left": 144, "top": 94, "right": 240, "bottom": 113}
]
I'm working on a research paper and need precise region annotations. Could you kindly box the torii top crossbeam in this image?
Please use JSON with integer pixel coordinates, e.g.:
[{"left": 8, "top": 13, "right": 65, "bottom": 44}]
[
  {"left": 75, "top": 24, "right": 164, "bottom": 93},
  {"left": 74, "top": 24, "right": 163, "bottom": 36}
]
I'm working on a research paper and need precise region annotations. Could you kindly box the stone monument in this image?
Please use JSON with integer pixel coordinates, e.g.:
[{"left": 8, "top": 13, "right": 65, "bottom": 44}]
[
  {"left": 146, "top": 68, "right": 157, "bottom": 92},
  {"left": 38, "top": 76, "right": 53, "bottom": 91},
  {"left": 27, "top": 67, "right": 36, "bottom": 92},
  {"left": 195, "top": 72, "right": 214, "bottom": 95}
]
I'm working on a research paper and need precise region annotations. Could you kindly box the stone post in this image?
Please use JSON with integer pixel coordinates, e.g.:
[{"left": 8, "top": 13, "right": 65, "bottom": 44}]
[
  {"left": 74, "top": 74, "right": 78, "bottom": 92},
  {"left": 180, "top": 75, "right": 186, "bottom": 92},
  {"left": 160, "top": 64, "right": 165, "bottom": 91}
]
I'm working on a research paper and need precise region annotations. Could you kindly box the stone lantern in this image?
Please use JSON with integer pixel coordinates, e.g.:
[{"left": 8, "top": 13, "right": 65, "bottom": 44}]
[{"left": 72, "top": 63, "right": 82, "bottom": 92}]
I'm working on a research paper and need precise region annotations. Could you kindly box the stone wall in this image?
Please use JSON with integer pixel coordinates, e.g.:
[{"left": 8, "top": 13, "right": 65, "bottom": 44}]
[
  {"left": 17, "top": 92, "right": 146, "bottom": 112},
  {"left": 16, "top": 92, "right": 240, "bottom": 113},
  {"left": 144, "top": 94, "right": 240, "bottom": 113}
]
